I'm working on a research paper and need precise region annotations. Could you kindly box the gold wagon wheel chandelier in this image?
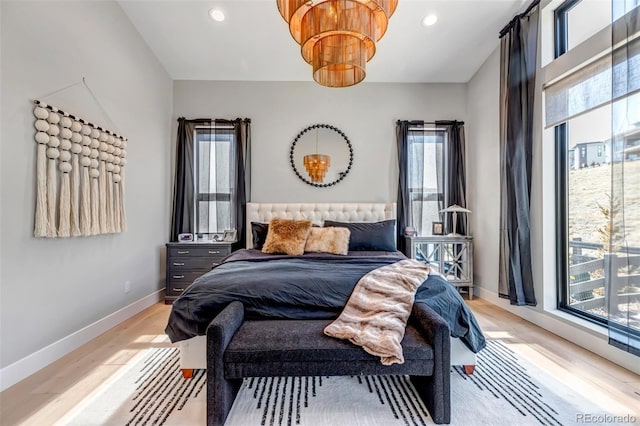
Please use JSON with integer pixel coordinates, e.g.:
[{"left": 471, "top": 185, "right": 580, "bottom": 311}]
[{"left": 276, "top": 0, "right": 398, "bottom": 88}]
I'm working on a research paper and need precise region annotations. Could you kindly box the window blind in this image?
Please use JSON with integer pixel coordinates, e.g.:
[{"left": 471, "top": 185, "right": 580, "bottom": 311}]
[
  {"left": 544, "top": 9, "right": 640, "bottom": 128},
  {"left": 544, "top": 36, "right": 640, "bottom": 128}
]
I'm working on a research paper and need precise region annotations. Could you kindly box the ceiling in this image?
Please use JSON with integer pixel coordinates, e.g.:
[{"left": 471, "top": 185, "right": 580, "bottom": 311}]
[{"left": 118, "top": 0, "right": 528, "bottom": 83}]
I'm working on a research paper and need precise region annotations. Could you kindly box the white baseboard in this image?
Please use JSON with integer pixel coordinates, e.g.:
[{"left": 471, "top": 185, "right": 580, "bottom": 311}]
[
  {"left": 475, "top": 287, "right": 640, "bottom": 375},
  {"left": 0, "top": 290, "right": 164, "bottom": 392}
]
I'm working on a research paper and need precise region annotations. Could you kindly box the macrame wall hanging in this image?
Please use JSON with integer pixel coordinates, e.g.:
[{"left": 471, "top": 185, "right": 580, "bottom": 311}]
[{"left": 32, "top": 100, "right": 127, "bottom": 238}]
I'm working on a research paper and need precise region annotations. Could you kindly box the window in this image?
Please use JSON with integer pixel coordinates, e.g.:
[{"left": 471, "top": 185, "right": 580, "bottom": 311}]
[
  {"left": 194, "top": 126, "right": 235, "bottom": 237},
  {"left": 557, "top": 105, "right": 612, "bottom": 322},
  {"left": 408, "top": 128, "right": 445, "bottom": 235},
  {"left": 555, "top": 0, "right": 611, "bottom": 57},
  {"left": 552, "top": 0, "right": 640, "bottom": 328}
]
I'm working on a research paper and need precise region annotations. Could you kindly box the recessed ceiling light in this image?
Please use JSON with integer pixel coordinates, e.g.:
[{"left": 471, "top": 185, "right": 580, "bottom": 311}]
[
  {"left": 209, "top": 9, "right": 225, "bottom": 22},
  {"left": 422, "top": 14, "right": 438, "bottom": 27}
]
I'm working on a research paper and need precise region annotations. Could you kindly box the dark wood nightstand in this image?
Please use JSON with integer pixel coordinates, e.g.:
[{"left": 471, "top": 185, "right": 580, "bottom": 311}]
[{"left": 165, "top": 242, "right": 233, "bottom": 304}]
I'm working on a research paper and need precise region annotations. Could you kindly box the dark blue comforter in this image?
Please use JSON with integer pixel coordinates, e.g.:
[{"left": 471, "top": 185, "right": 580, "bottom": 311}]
[{"left": 165, "top": 249, "right": 486, "bottom": 353}]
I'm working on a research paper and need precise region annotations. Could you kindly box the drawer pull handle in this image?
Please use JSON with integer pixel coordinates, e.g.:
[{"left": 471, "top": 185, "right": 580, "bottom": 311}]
[
  {"left": 177, "top": 250, "right": 189, "bottom": 254},
  {"left": 208, "top": 250, "right": 220, "bottom": 254},
  {"left": 173, "top": 262, "right": 185, "bottom": 266},
  {"left": 173, "top": 275, "right": 185, "bottom": 279},
  {"left": 173, "top": 287, "right": 185, "bottom": 292}
]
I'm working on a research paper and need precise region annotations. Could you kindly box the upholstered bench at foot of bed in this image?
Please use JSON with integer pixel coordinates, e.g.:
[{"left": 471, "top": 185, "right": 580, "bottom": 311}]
[{"left": 206, "top": 301, "right": 451, "bottom": 426}]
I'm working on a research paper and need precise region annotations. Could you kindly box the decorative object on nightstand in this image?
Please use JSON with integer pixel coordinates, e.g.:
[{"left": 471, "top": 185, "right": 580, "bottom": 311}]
[
  {"left": 405, "top": 235, "right": 474, "bottom": 299},
  {"left": 439, "top": 204, "right": 471, "bottom": 236},
  {"left": 165, "top": 241, "right": 232, "bottom": 304}
]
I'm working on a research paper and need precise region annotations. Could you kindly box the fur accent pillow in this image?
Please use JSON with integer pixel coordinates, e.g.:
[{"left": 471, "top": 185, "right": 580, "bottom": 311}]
[
  {"left": 305, "top": 227, "right": 351, "bottom": 255},
  {"left": 262, "top": 218, "right": 312, "bottom": 256}
]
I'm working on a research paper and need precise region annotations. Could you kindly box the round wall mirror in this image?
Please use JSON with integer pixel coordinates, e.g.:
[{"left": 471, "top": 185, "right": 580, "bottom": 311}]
[{"left": 289, "top": 124, "right": 353, "bottom": 187}]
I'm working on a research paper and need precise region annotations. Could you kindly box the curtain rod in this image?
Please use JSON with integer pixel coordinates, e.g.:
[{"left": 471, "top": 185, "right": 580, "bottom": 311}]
[
  {"left": 178, "top": 117, "right": 251, "bottom": 124},
  {"left": 396, "top": 120, "right": 465, "bottom": 126},
  {"left": 499, "top": 0, "right": 540, "bottom": 38},
  {"left": 33, "top": 99, "right": 127, "bottom": 140}
]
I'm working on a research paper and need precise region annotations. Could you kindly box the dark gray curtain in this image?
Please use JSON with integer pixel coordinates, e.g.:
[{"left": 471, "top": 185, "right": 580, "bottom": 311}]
[
  {"left": 397, "top": 120, "right": 462, "bottom": 252},
  {"left": 233, "top": 119, "right": 251, "bottom": 250},
  {"left": 396, "top": 121, "right": 411, "bottom": 254},
  {"left": 498, "top": 0, "right": 539, "bottom": 306},
  {"left": 170, "top": 118, "right": 197, "bottom": 241},
  {"left": 608, "top": 4, "right": 639, "bottom": 356},
  {"left": 437, "top": 121, "right": 467, "bottom": 235},
  {"left": 170, "top": 118, "right": 251, "bottom": 247}
]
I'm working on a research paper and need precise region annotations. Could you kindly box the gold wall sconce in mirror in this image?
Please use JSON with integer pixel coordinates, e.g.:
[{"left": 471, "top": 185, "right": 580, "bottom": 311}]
[{"left": 290, "top": 124, "right": 353, "bottom": 187}]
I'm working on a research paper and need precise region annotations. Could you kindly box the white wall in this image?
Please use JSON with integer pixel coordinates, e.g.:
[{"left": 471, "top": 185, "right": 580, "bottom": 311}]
[
  {"left": 0, "top": 1, "right": 173, "bottom": 388},
  {"left": 174, "top": 81, "right": 467, "bottom": 203},
  {"left": 466, "top": 47, "right": 501, "bottom": 295}
]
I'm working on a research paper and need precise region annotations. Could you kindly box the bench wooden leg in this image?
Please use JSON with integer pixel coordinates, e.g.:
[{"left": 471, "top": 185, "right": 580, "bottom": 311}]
[
  {"left": 463, "top": 365, "right": 475, "bottom": 375},
  {"left": 181, "top": 369, "right": 194, "bottom": 379}
]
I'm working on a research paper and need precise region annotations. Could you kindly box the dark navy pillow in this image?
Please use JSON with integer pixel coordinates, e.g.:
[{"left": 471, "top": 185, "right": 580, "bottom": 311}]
[
  {"left": 323, "top": 219, "right": 396, "bottom": 251},
  {"left": 251, "top": 222, "right": 270, "bottom": 250}
]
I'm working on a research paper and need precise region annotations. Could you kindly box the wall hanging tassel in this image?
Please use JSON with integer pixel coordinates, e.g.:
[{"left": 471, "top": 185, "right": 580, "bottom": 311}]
[
  {"left": 79, "top": 125, "right": 94, "bottom": 236},
  {"left": 57, "top": 114, "right": 73, "bottom": 237},
  {"left": 45, "top": 110, "right": 61, "bottom": 238},
  {"left": 69, "top": 120, "right": 83, "bottom": 236},
  {"left": 113, "top": 178, "right": 121, "bottom": 233},
  {"left": 98, "top": 131, "right": 109, "bottom": 233},
  {"left": 112, "top": 138, "right": 122, "bottom": 233},
  {"left": 89, "top": 129, "right": 101, "bottom": 235},
  {"left": 106, "top": 171, "right": 114, "bottom": 233},
  {"left": 33, "top": 106, "right": 50, "bottom": 237},
  {"left": 105, "top": 134, "right": 116, "bottom": 233},
  {"left": 112, "top": 136, "right": 119, "bottom": 233},
  {"left": 119, "top": 140, "right": 127, "bottom": 231}
]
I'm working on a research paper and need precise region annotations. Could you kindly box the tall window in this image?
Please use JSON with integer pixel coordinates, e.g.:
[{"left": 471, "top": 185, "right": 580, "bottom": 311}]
[
  {"left": 408, "top": 128, "right": 445, "bottom": 235},
  {"left": 194, "top": 126, "right": 235, "bottom": 237},
  {"left": 550, "top": 0, "right": 640, "bottom": 330}
]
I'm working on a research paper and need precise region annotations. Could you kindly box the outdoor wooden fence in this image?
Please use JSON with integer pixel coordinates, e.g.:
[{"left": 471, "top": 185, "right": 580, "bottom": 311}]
[{"left": 569, "top": 239, "right": 640, "bottom": 312}]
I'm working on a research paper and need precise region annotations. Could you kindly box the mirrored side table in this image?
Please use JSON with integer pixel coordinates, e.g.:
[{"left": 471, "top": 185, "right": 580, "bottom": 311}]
[{"left": 405, "top": 235, "right": 474, "bottom": 299}]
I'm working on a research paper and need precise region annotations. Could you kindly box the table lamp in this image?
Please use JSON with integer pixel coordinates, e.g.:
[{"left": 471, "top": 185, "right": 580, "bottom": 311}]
[{"left": 440, "top": 204, "right": 471, "bottom": 236}]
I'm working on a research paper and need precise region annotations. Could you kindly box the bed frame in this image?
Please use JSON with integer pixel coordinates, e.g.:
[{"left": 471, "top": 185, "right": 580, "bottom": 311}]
[{"left": 177, "top": 202, "right": 477, "bottom": 377}]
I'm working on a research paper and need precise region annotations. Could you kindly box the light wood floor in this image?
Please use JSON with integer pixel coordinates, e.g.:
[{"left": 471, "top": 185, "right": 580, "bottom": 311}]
[{"left": 1, "top": 299, "right": 639, "bottom": 425}]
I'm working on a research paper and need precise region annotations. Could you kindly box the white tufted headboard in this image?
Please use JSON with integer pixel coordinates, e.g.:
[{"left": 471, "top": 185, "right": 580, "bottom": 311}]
[{"left": 246, "top": 202, "right": 396, "bottom": 248}]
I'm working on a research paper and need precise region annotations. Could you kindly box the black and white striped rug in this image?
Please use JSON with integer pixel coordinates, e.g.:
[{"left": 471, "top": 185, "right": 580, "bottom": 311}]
[{"left": 60, "top": 340, "right": 617, "bottom": 426}]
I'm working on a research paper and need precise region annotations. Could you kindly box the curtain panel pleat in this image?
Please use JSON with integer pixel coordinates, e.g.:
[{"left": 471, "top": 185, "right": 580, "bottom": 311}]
[
  {"left": 608, "top": 4, "right": 640, "bottom": 356},
  {"left": 233, "top": 120, "right": 251, "bottom": 250},
  {"left": 170, "top": 117, "right": 251, "bottom": 246},
  {"left": 437, "top": 121, "right": 468, "bottom": 235},
  {"left": 170, "top": 118, "right": 196, "bottom": 242},
  {"left": 498, "top": 2, "right": 539, "bottom": 306},
  {"left": 396, "top": 121, "right": 411, "bottom": 254}
]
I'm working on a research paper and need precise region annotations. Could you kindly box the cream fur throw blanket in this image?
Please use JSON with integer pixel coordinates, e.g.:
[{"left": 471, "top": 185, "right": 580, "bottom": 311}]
[{"left": 324, "top": 259, "right": 430, "bottom": 365}]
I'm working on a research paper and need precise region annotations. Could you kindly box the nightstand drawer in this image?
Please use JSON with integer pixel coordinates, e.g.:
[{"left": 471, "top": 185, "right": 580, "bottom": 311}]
[
  {"left": 168, "top": 257, "right": 222, "bottom": 270},
  {"left": 166, "top": 283, "right": 190, "bottom": 296},
  {"left": 168, "top": 246, "right": 231, "bottom": 258},
  {"left": 167, "top": 271, "right": 206, "bottom": 283}
]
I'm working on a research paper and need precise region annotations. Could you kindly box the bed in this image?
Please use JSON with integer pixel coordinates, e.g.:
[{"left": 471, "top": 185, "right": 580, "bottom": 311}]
[{"left": 166, "top": 202, "right": 484, "bottom": 377}]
